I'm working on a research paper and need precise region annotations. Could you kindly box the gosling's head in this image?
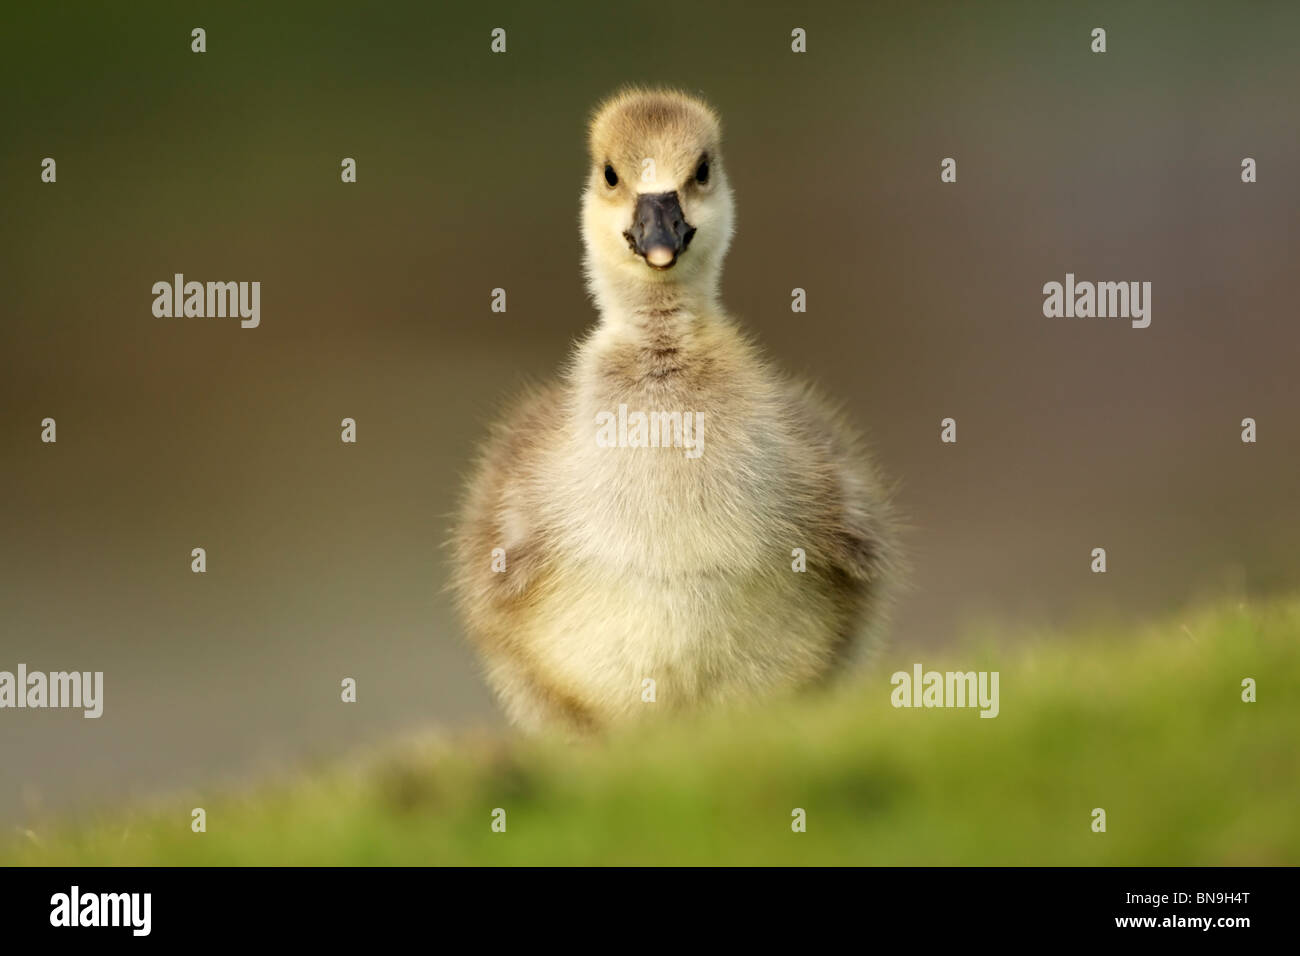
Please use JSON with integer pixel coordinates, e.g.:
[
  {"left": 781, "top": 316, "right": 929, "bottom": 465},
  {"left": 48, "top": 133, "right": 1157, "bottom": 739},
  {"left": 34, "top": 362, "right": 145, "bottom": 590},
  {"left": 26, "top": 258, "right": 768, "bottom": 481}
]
[{"left": 582, "top": 88, "right": 735, "bottom": 308}]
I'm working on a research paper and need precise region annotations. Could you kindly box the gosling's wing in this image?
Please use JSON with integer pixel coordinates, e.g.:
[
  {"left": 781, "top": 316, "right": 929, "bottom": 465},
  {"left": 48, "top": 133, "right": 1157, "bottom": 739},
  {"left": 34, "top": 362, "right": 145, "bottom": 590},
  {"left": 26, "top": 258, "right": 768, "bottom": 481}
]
[
  {"left": 450, "top": 381, "right": 564, "bottom": 620},
  {"left": 782, "top": 378, "right": 900, "bottom": 588}
]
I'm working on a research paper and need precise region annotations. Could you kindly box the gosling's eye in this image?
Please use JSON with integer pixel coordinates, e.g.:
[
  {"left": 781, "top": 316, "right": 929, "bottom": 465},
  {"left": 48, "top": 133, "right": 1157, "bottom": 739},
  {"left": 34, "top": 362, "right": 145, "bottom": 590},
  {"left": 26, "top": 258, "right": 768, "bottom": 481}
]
[
  {"left": 695, "top": 158, "right": 710, "bottom": 184},
  {"left": 604, "top": 164, "right": 618, "bottom": 187}
]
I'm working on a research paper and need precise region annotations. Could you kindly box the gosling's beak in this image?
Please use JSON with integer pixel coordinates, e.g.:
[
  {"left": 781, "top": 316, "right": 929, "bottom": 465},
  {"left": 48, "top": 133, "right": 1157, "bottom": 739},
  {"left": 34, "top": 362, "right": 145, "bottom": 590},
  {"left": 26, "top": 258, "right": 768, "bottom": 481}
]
[{"left": 623, "top": 191, "right": 696, "bottom": 269}]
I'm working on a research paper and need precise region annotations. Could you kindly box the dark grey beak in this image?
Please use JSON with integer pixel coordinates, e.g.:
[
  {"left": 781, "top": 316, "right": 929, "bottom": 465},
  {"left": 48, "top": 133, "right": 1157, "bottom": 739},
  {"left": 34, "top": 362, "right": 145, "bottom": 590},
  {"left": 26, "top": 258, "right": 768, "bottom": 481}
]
[{"left": 623, "top": 191, "right": 696, "bottom": 269}]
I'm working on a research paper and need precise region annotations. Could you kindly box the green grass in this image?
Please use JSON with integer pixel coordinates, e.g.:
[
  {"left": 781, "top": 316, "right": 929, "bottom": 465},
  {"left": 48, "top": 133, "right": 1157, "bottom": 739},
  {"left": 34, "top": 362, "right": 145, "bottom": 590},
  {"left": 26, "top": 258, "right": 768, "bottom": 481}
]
[{"left": 7, "top": 597, "right": 1298, "bottom": 865}]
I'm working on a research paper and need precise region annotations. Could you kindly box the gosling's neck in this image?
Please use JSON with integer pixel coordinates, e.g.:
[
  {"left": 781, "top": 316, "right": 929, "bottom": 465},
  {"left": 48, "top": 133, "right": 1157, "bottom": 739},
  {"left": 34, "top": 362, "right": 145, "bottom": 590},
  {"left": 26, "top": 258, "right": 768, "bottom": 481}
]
[
  {"left": 576, "top": 265, "right": 744, "bottom": 400},
  {"left": 587, "top": 263, "right": 723, "bottom": 343}
]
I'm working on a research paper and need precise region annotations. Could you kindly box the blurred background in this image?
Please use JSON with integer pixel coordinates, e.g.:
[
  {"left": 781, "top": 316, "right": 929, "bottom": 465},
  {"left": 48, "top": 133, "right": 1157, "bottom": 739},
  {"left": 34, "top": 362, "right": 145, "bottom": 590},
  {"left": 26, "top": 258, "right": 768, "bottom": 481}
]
[{"left": 1, "top": 0, "right": 1297, "bottom": 826}]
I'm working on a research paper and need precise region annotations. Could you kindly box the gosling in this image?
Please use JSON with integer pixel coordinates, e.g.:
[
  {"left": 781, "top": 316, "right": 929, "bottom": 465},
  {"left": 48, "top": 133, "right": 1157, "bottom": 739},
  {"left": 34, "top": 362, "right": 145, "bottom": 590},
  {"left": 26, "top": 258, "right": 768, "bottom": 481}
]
[{"left": 452, "top": 87, "right": 898, "bottom": 733}]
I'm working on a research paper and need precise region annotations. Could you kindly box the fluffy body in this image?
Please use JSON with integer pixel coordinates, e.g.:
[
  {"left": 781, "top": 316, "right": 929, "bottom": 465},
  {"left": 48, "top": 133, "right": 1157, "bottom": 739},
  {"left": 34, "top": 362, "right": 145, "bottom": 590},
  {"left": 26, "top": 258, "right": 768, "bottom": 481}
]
[{"left": 452, "top": 88, "right": 897, "bottom": 733}]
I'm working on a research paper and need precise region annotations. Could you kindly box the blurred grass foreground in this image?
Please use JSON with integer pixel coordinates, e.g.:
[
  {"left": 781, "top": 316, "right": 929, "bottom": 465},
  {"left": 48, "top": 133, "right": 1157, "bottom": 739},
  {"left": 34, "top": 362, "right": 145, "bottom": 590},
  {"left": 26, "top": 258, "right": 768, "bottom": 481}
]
[{"left": 8, "top": 597, "right": 1298, "bottom": 866}]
